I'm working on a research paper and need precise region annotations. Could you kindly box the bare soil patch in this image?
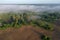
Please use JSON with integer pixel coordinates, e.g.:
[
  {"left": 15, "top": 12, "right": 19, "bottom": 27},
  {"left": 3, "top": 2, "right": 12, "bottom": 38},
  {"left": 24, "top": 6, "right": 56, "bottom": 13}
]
[{"left": 0, "top": 25, "right": 52, "bottom": 40}]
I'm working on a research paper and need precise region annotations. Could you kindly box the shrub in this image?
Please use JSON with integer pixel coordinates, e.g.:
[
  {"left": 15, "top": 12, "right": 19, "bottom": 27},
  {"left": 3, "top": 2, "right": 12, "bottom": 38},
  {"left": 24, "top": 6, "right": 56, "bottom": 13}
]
[
  {"left": 41, "top": 35, "right": 51, "bottom": 40},
  {"left": 34, "top": 20, "right": 54, "bottom": 30},
  {"left": 40, "top": 13, "right": 60, "bottom": 22}
]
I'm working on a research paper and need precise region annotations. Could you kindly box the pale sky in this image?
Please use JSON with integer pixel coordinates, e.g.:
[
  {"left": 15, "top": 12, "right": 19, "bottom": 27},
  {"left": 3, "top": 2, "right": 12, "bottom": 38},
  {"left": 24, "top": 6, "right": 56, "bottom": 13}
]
[{"left": 0, "top": 0, "right": 60, "bottom": 4}]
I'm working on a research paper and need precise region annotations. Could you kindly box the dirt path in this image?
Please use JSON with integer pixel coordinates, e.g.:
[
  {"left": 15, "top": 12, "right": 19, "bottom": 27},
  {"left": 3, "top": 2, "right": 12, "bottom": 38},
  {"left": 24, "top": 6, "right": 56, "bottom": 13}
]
[{"left": 0, "top": 25, "right": 52, "bottom": 40}]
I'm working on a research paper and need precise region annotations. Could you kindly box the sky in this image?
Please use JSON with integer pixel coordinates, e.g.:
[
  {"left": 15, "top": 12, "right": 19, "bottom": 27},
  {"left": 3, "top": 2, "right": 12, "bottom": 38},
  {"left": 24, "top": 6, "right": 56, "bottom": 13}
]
[{"left": 0, "top": 0, "right": 60, "bottom": 4}]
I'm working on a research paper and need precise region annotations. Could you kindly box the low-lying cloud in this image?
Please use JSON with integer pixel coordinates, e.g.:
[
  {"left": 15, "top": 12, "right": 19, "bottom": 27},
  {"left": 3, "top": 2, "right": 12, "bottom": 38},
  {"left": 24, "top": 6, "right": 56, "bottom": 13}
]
[{"left": 0, "top": 5, "right": 60, "bottom": 13}]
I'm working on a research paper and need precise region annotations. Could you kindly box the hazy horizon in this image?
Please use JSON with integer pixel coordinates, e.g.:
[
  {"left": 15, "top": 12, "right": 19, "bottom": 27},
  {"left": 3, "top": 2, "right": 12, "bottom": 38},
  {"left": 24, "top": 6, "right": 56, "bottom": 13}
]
[
  {"left": 0, "top": 0, "right": 60, "bottom": 4},
  {"left": 0, "top": 4, "right": 60, "bottom": 13}
]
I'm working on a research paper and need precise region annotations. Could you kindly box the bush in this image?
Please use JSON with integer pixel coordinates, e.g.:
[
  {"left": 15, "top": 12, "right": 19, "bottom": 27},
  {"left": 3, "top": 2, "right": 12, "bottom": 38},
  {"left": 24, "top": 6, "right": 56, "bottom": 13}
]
[
  {"left": 41, "top": 35, "right": 51, "bottom": 40},
  {"left": 34, "top": 20, "right": 54, "bottom": 30},
  {"left": 40, "top": 13, "right": 60, "bottom": 22},
  {"left": 0, "top": 12, "right": 54, "bottom": 30}
]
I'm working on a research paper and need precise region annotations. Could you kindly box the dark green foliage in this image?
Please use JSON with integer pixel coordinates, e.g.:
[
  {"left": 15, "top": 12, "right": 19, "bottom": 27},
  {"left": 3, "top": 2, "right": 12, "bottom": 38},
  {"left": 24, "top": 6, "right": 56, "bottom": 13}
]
[
  {"left": 0, "top": 12, "right": 57, "bottom": 31},
  {"left": 40, "top": 13, "right": 60, "bottom": 22},
  {"left": 41, "top": 35, "right": 51, "bottom": 40},
  {"left": 40, "top": 23, "right": 53, "bottom": 30},
  {"left": 32, "top": 20, "right": 54, "bottom": 30},
  {"left": 0, "top": 12, "right": 32, "bottom": 29}
]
